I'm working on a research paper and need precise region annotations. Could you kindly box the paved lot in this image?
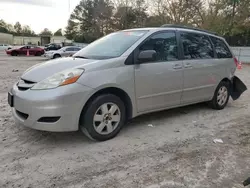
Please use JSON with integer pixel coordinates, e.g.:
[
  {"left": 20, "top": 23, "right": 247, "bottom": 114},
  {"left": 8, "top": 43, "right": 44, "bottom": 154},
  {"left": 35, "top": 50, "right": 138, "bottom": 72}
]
[{"left": 0, "top": 51, "right": 250, "bottom": 188}]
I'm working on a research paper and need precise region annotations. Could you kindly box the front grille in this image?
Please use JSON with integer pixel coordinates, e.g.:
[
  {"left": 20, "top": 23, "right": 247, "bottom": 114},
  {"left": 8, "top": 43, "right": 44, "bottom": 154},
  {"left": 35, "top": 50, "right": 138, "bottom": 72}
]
[
  {"left": 17, "top": 79, "right": 36, "bottom": 91},
  {"left": 16, "top": 110, "right": 29, "bottom": 120}
]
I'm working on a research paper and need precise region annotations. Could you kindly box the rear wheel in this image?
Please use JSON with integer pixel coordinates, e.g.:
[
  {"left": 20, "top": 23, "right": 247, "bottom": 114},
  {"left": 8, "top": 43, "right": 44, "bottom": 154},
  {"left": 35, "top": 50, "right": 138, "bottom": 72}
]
[
  {"left": 80, "top": 94, "right": 126, "bottom": 141},
  {"left": 11, "top": 51, "right": 18, "bottom": 56},
  {"left": 53, "top": 54, "right": 61, "bottom": 59},
  {"left": 209, "top": 81, "right": 230, "bottom": 110},
  {"left": 35, "top": 51, "right": 42, "bottom": 56}
]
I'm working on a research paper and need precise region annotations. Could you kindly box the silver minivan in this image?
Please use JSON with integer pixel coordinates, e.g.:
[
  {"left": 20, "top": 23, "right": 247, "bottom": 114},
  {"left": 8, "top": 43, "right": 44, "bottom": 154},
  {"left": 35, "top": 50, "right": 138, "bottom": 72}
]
[{"left": 8, "top": 25, "right": 247, "bottom": 141}]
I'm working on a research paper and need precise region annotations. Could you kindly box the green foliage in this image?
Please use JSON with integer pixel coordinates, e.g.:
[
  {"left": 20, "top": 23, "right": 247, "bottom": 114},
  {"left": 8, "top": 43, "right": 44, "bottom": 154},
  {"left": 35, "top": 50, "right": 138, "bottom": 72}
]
[
  {"left": 14, "top": 22, "right": 22, "bottom": 34},
  {"left": 0, "top": 20, "right": 36, "bottom": 36},
  {"left": 54, "top": 29, "right": 63, "bottom": 36},
  {"left": 40, "top": 28, "right": 52, "bottom": 36},
  {"left": 64, "top": 0, "right": 250, "bottom": 44}
]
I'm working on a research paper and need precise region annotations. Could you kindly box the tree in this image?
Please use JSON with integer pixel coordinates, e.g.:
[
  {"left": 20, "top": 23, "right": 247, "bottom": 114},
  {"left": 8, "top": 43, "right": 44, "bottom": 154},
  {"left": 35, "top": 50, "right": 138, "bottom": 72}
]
[
  {"left": 22, "top": 25, "right": 36, "bottom": 36},
  {"left": 40, "top": 28, "right": 52, "bottom": 36},
  {"left": 63, "top": 0, "right": 250, "bottom": 46},
  {"left": 65, "top": 0, "right": 114, "bottom": 42},
  {"left": 65, "top": 20, "right": 78, "bottom": 40},
  {"left": 54, "top": 28, "right": 63, "bottom": 36},
  {"left": 14, "top": 22, "right": 22, "bottom": 34},
  {"left": 0, "top": 19, "right": 8, "bottom": 33}
]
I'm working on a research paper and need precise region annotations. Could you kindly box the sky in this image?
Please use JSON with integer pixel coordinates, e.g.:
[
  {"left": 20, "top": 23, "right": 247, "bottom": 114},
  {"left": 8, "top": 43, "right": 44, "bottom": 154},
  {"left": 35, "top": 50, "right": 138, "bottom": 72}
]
[{"left": 0, "top": 0, "right": 81, "bottom": 34}]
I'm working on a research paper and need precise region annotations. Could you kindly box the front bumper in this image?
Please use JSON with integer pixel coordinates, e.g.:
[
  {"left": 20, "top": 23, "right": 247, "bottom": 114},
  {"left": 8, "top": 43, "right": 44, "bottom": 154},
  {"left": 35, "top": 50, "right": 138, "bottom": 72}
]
[
  {"left": 44, "top": 53, "right": 53, "bottom": 59},
  {"left": 10, "top": 83, "right": 93, "bottom": 132}
]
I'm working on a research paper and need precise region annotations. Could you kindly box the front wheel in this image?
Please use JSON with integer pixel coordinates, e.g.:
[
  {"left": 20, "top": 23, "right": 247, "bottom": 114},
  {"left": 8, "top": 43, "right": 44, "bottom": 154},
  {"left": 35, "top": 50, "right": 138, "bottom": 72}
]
[
  {"left": 209, "top": 81, "right": 230, "bottom": 110},
  {"left": 11, "top": 51, "right": 18, "bottom": 56},
  {"left": 53, "top": 54, "right": 61, "bottom": 59},
  {"left": 80, "top": 94, "right": 126, "bottom": 141}
]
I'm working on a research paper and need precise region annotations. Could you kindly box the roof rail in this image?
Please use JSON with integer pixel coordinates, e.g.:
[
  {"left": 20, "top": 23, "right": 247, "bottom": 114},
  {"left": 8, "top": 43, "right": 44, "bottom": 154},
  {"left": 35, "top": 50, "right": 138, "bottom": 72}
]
[{"left": 161, "top": 24, "right": 218, "bottom": 35}]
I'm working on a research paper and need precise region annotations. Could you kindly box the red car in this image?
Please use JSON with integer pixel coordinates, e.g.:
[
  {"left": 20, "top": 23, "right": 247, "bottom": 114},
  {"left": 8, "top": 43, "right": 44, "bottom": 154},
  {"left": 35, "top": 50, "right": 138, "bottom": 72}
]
[{"left": 6, "top": 45, "right": 45, "bottom": 56}]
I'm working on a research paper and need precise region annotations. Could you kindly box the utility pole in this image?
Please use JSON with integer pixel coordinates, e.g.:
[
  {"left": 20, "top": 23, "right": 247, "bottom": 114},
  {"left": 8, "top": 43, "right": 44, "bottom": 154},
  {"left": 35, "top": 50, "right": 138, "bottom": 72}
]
[{"left": 68, "top": 0, "right": 71, "bottom": 13}]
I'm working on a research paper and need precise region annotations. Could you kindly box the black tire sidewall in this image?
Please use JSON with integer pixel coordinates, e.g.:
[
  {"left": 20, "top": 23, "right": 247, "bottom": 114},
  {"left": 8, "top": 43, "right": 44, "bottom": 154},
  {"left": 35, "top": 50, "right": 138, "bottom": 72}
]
[
  {"left": 53, "top": 54, "right": 60, "bottom": 59},
  {"left": 36, "top": 52, "right": 41, "bottom": 56},
  {"left": 211, "top": 81, "right": 230, "bottom": 110},
  {"left": 11, "top": 51, "right": 18, "bottom": 56},
  {"left": 81, "top": 94, "right": 126, "bottom": 141}
]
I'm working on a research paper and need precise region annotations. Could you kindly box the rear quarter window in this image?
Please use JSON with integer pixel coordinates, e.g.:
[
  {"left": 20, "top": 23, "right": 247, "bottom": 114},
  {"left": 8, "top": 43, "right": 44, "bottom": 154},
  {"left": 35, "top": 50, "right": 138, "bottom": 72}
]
[{"left": 210, "top": 36, "right": 232, "bottom": 58}]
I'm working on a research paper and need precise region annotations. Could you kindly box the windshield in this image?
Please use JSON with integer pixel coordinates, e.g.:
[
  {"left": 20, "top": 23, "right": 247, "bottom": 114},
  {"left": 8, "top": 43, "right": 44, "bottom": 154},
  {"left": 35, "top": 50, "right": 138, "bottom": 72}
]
[
  {"left": 73, "top": 30, "right": 148, "bottom": 59},
  {"left": 58, "top": 47, "right": 67, "bottom": 51}
]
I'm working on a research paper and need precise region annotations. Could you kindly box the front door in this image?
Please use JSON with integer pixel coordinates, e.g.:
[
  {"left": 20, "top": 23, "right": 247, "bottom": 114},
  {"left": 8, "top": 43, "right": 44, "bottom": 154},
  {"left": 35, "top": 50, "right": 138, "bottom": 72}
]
[
  {"left": 135, "top": 31, "right": 183, "bottom": 113},
  {"left": 20, "top": 46, "right": 28, "bottom": 55},
  {"left": 180, "top": 31, "right": 218, "bottom": 104}
]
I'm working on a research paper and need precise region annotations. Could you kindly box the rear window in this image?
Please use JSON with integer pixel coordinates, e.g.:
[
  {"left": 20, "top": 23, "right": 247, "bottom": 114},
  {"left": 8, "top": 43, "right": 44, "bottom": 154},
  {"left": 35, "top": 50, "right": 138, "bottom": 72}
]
[{"left": 210, "top": 36, "right": 232, "bottom": 58}]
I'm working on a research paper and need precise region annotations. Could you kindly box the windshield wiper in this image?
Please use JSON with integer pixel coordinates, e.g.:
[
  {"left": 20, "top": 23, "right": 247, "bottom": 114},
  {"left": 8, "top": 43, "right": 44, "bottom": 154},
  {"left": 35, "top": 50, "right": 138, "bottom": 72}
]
[{"left": 73, "top": 55, "right": 88, "bottom": 59}]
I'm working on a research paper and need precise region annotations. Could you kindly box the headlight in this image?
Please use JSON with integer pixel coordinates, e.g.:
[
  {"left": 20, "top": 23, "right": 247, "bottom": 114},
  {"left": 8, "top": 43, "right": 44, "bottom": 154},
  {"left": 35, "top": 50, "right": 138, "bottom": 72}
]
[{"left": 31, "top": 69, "right": 84, "bottom": 90}]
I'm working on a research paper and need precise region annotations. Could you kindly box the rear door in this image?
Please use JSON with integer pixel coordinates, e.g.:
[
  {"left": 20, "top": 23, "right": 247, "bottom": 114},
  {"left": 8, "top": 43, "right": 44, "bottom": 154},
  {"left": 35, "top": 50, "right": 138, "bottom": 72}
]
[
  {"left": 29, "top": 46, "right": 36, "bottom": 55},
  {"left": 63, "top": 47, "right": 75, "bottom": 57},
  {"left": 135, "top": 31, "right": 183, "bottom": 112},
  {"left": 180, "top": 31, "right": 219, "bottom": 104}
]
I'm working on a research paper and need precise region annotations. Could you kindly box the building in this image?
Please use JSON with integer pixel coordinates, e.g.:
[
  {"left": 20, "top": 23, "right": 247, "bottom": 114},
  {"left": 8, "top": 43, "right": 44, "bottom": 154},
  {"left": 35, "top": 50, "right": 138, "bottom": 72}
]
[
  {"left": 0, "top": 32, "right": 71, "bottom": 46},
  {"left": 0, "top": 33, "right": 13, "bottom": 44}
]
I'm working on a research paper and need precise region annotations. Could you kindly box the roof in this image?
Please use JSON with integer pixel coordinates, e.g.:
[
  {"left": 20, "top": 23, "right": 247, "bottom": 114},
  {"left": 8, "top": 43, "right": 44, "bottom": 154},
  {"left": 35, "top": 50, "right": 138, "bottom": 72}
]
[{"left": 124, "top": 25, "right": 220, "bottom": 38}]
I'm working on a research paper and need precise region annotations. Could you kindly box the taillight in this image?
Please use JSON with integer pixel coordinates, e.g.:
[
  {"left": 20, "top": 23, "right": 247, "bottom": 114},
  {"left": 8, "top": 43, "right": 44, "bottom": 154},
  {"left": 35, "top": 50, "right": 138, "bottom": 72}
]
[{"left": 233, "top": 57, "right": 238, "bottom": 66}]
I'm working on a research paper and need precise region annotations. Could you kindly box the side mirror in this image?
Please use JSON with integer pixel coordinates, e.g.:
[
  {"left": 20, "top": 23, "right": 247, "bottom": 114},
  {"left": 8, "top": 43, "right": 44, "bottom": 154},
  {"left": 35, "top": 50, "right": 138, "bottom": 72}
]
[{"left": 137, "top": 50, "right": 156, "bottom": 63}]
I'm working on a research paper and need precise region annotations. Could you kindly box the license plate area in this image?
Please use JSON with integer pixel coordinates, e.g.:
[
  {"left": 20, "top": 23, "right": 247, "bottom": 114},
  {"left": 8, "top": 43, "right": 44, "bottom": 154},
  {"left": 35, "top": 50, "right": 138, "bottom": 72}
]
[{"left": 8, "top": 92, "right": 14, "bottom": 107}]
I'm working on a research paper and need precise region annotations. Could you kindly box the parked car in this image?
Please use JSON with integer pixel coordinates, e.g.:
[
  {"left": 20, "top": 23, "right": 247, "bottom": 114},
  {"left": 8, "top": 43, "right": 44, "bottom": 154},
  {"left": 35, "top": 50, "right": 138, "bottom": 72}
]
[
  {"left": 6, "top": 45, "right": 45, "bottom": 56},
  {"left": 0, "top": 44, "right": 12, "bottom": 50},
  {"left": 44, "top": 46, "right": 82, "bottom": 59},
  {"left": 44, "top": 43, "right": 61, "bottom": 51},
  {"left": 8, "top": 25, "right": 247, "bottom": 141}
]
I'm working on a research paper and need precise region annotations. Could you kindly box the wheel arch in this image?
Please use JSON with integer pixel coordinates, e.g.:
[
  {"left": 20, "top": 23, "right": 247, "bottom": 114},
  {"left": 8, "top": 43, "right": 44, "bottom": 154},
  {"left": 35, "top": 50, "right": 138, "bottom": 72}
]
[
  {"left": 53, "top": 53, "right": 61, "bottom": 58},
  {"left": 11, "top": 50, "right": 18, "bottom": 55},
  {"left": 221, "top": 77, "right": 231, "bottom": 84},
  {"left": 79, "top": 87, "right": 133, "bottom": 127}
]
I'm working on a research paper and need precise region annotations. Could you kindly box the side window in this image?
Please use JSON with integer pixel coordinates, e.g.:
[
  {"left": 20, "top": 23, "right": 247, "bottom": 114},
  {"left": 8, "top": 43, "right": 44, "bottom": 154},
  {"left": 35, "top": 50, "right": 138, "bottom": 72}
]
[
  {"left": 210, "top": 36, "right": 232, "bottom": 58},
  {"left": 181, "top": 32, "right": 214, "bottom": 59},
  {"left": 139, "top": 32, "right": 178, "bottom": 62},
  {"left": 66, "top": 47, "right": 74, "bottom": 51},
  {"left": 74, "top": 47, "right": 81, "bottom": 51}
]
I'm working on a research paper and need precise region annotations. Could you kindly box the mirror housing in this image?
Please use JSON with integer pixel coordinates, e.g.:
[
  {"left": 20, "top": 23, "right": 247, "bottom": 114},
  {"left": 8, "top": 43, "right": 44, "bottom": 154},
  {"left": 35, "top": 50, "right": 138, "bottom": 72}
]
[{"left": 137, "top": 50, "right": 156, "bottom": 63}]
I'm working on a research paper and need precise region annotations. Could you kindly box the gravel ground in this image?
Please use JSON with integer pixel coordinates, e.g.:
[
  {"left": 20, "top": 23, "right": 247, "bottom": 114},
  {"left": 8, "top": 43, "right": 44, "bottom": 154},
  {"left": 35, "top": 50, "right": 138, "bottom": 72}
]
[{"left": 0, "top": 52, "right": 250, "bottom": 188}]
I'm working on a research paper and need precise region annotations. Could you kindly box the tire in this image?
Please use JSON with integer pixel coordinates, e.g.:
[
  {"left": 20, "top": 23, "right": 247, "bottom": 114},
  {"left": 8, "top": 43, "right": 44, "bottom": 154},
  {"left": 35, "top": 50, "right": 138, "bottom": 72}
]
[
  {"left": 53, "top": 54, "right": 61, "bottom": 59},
  {"left": 209, "top": 81, "right": 230, "bottom": 110},
  {"left": 35, "top": 51, "right": 42, "bottom": 56},
  {"left": 80, "top": 94, "right": 126, "bottom": 141},
  {"left": 11, "top": 51, "right": 18, "bottom": 56}
]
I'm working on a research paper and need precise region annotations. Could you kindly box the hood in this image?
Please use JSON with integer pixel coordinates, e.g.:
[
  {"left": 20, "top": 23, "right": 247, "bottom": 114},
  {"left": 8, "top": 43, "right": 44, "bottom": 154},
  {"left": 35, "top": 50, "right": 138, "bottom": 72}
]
[{"left": 21, "top": 57, "right": 99, "bottom": 82}]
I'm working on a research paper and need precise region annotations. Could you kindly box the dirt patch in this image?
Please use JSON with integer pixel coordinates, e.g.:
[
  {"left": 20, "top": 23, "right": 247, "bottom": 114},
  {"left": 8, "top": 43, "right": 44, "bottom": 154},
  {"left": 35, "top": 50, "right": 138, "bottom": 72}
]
[{"left": 1, "top": 52, "right": 250, "bottom": 188}]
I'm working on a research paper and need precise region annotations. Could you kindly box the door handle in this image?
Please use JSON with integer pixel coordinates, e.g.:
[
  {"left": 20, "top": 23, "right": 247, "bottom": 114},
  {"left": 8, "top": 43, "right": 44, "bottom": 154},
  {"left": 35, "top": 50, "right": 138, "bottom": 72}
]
[
  {"left": 173, "top": 64, "right": 182, "bottom": 69},
  {"left": 184, "top": 63, "right": 192, "bottom": 68}
]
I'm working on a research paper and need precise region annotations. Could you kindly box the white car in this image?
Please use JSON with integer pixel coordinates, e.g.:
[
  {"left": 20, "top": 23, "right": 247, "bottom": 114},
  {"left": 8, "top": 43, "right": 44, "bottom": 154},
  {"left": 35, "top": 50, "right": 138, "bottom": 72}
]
[
  {"left": 44, "top": 46, "right": 81, "bottom": 59},
  {"left": 0, "top": 44, "right": 12, "bottom": 51}
]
